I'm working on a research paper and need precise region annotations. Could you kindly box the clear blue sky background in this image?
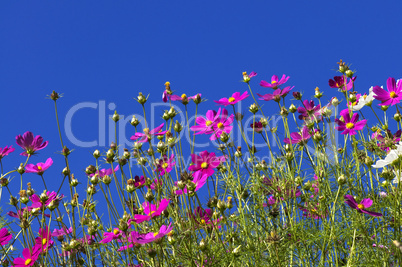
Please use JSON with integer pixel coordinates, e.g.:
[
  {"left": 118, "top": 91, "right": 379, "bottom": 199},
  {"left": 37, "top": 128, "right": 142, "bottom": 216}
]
[{"left": 1, "top": 1, "right": 402, "bottom": 215}]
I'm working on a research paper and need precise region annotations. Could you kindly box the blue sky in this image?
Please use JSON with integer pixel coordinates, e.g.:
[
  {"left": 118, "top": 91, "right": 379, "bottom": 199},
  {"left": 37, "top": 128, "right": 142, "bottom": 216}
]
[{"left": 1, "top": 1, "right": 402, "bottom": 212}]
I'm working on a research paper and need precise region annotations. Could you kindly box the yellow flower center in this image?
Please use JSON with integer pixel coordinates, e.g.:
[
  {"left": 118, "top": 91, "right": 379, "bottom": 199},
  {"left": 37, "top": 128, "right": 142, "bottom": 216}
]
[
  {"left": 357, "top": 204, "right": 365, "bottom": 209},
  {"left": 271, "top": 80, "right": 277, "bottom": 84},
  {"left": 181, "top": 94, "right": 187, "bottom": 99},
  {"left": 200, "top": 219, "right": 206, "bottom": 225},
  {"left": 37, "top": 166, "right": 42, "bottom": 170},
  {"left": 162, "top": 162, "right": 169, "bottom": 169},
  {"left": 150, "top": 210, "right": 156, "bottom": 215},
  {"left": 242, "top": 72, "right": 247, "bottom": 76},
  {"left": 311, "top": 208, "right": 317, "bottom": 214},
  {"left": 25, "top": 259, "right": 32, "bottom": 265},
  {"left": 143, "top": 128, "right": 150, "bottom": 134},
  {"left": 228, "top": 97, "right": 236, "bottom": 103},
  {"left": 153, "top": 231, "right": 159, "bottom": 237},
  {"left": 164, "top": 81, "right": 170, "bottom": 86},
  {"left": 42, "top": 238, "right": 47, "bottom": 245},
  {"left": 346, "top": 122, "right": 354, "bottom": 129},
  {"left": 390, "top": 91, "right": 397, "bottom": 98},
  {"left": 205, "top": 120, "right": 213, "bottom": 126},
  {"left": 113, "top": 228, "right": 119, "bottom": 235},
  {"left": 363, "top": 94, "right": 368, "bottom": 100},
  {"left": 217, "top": 122, "right": 224, "bottom": 129},
  {"left": 201, "top": 162, "right": 208, "bottom": 169}
]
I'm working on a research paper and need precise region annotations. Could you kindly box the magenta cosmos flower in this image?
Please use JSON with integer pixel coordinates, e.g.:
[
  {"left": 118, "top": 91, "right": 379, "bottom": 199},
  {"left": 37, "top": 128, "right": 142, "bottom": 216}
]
[
  {"left": 130, "top": 123, "right": 167, "bottom": 143},
  {"left": 130, "top": 199, "right": 170, "bottom": 224},
  {"left": 175, "top": 172, "right": 208, "bottom": 195},
  {"left": 30, "top": 191, "right": 64, "bottom": 209},
  {"left": 335, "top": 109, "right": 367, "bottom": 135},
  {"left": 16, "top": 131, "right": 48, "bottom": 156},
  {"left": 189, "top": 150, "right": 226, "bottom": 177},
  {"left": 118, "top": 224, "right": 173, "bottom": 251},
  {"left": 250, "top": 122, "right": 264, "bottom": 134},
  {"left": 0, "top": 228, "right": 12, "bottom": 245},
  {"left": 51, "top": 227, "right": 72, "bottom": 237},
  {"left": 155, "top": 153, "right": 175, "bottom": 176},
  {"left": 209, "top": 108, "right": 234, "bottom": 141},
  {"left": 257, "top": 86, "right": 293, "bottom": 102},
  {"left": 170, "top": 93, "right": 201, "bottom": 104},
  {"left": 284, "top": 127, "right": 311, "bottom": 145},
  {"left": 0, "top": 146, "right": 15, "bottom": 160},
  {"left": 344, "top": 195, "right": 383, "bottom": 217},
  {"left": 297, "top": 100, "right": 322, "bottom": 121},
  {"left": 328, "top": 76, "right": 356, "bottom": 92},
  {"left": 373, "top": 77, "right": 402, "bottom": 106},
  {"left": 89, "top": 165, "right": 119, "bottom": 177},
  {"left": 35, "top": 226, "right": 54, "bottom": 254},
  {"left": 191, "top": 207, "right": 220, "bottom": 227},
  {"left": 214, "top": 91, "right": 249, "bottom": 106},
  {"left": 191, "top": 108, "right": 221, "bottom": 135},
  {"left": 13, "top": 245, "right": 41, "bottom": 267},
  {"left": 25, "top": 158, "right": 53, "bottom": 175},
  {"left": 100, "top": 228, "right": 125, "bottom": 243},
  {"left": 260, "top": 74, "right": 290, "bottom": 89},
  {"left": 132, "top": 175, "right": 146, "bottom": 188},
  {"left": 242, "top": 71, "right": 257, "bottom": 83}
]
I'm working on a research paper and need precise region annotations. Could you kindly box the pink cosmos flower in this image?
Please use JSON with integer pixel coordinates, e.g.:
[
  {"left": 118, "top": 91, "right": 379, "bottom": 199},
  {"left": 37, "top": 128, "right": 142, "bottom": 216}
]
[
  {"left": 0, "top": 146, "right": 15, "bottom": 160},
  {"left": 146, "top": 178, "right": 162, "bottom": 191},
  {"left": 191, "top": 207, "right": 220, "bottom": 227},
  {"left": 118, "top": 224, "right": 173, "bottom": 251},
  {"left": 89, "top": 165, "right": 119, "bottom": 177},
  {"left": 191, "top": 109, "right": 221, "bottom": 135},
  {"left": 25, "top": 158, "right": 53, "bottom": 175},
  {"left": 100, "top": 228, "right": 125, "bottom": 243},
  {"left": 13, "top": 245, "right": 41, "bottom": 267},
  {"left": 170, "top": 93, "right": 201, "bottom": 104},
  {"left": 257, "top": 86, "right": 293, "bottom": 102},
  {"left": 130, "top": 123, "right": 167, "bottom": 143},
  {"left": 189, "top": 150, "right": 226, "bottom": 178},
  {"left": 130, "top": 199, "right": 170, "bottom": 224},
  {"left": 260, "top": 74, "right": 290, "bottom": 89},
  {"left": 335, "top": 109, "right": 367, "bottom": 135},
  {"left": 344, "top": 195, "right": 383, "bottom": 217},
  {"left": 373, "top": 77, "right": 402, "bottom": 106},
  {"left": 132, "top": 175, "right": 146, "bottom": 188},
  {"left": 175, "top": 172, "right": 208, "bottom": 195},
  {"left": 35, "top": 226, "right": 54, "bottom": 254},
  {"left": 155, "top": 153, "right": 175, "bottom": 176},
  {"left": 214, "top": 91, "right": 249, "bottom": 106},
  {"left": 0, "top": 228, "right": 12, "bottom": 245},
  {"left": 51, "top": 227, "right": 72, "bottom": 237},
  {"left": 30, "top": 191, "right": 64, "bottom": 209},
  {"left": 209, "top": 108, "right": 234, "bottom": 141},
  {"left": 284, "top": 127, "right": 311, "bottom": 145},
  {"left": 297, "top": 100, "right": 322, "bottom": 121},
  {"left": 162, "top": 90, "right": 168, "bottom": 103},
  {"left": 16, "top": 131, "right": 48, "bottom": 156},
  {"left": 328, "top": 76, "right": 356, "bottom": 92}
]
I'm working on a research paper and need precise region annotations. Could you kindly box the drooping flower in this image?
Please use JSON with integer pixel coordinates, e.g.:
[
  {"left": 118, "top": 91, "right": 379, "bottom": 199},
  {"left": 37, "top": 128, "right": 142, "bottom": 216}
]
[
  {"left": 25, "top": 158, "right": 53, "bottom": 175},
  {"left": 130, "top": 199, "right": 170, "bottom": 224},
  {"left": 260, "top": 74, "right": 290, "bottom": 89},
  {"left": 35, "top": 226, "right": 54, "bottom": 254},
  {"left": 214, "top": 91, "right": 249, "bottom": 106},
  {"left": 155, "top": 153, "right": 175, "bottom": 176},
  {"left": 257, "top": 86, "right": 293, "bottom": 102},
  {"left": 328, "top": 76, "right": 356, "bottom": 92},
  {"left": 284, "top": 127, "right": 311, "bottom": 145},
  {"left": 372, "top": 142, "right": 402, "bottom": 168},
  {"left": 16, "top": 132, "right": 48, "bottom": 156},
  {"left": 242, "top": 71, "right": 257, "bottom": 83},
  {"left": 0, "top": 228, "right": 12, "bottom": 245},
  {"left": 297, "top": 100, "right": 322, "bottom": 121},
  {"left": 191, "top": 109, "right": 221, "bottom": 135},
  {"left": 250, "top": 122, "right": 264, "bottom": 134},
  {"left": 0, "top": 146, "right": 15, "bottom": 160},
  {"left": 209, "top": 108, "right": 234, "bottom": 141},
  {"left": 51, "top": 227, "right": 72, "bottom": 237},
  {"left": 335, "top": 109, "right": 367, "bottom": 135},
  {"left": 344, "top": 195, "right": 383, "bottom": 217},
  {"left": 89, "top": 165, "right": 119, "bottom": 177},
  {"left": 13, "top": 245, "right": 41, "bottom": 267},
  {"left": 130, "top": 123, "right": 167, "bottom": 143},
  {"left": 170, "top": 93, "right": 201, "bottom": 105},
  {"left": 100, "top": 228, "right": 125, "bottom": 243},
  {"left": 189, "top": 150, "right": 226, "bottom": 178},
  {"left": 373, "top": 77, "right": 402, "bottom": 106}
]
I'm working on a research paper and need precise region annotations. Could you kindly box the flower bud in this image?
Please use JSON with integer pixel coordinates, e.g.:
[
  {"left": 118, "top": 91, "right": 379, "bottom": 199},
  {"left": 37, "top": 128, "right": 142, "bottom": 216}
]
[
  {"left": 193, "top": 94, "right": 202, "bottom": 104},
  {"left": 349, "top": 93, "right": 357, "bottom": 103},
  {"left": 331, "top": 97, "right": 339, "bottom": 107},
  {"left": 85, "top": 165, "right": 96, "bottom": 175},
  {"left": 232, "top": 245, "right": 241, "bottom": 257},
  {"left": 90, "top": 175, "right": 99, "bottom": 185},
  {"left": 380, "top": 105, "right": 389, "bottom": 112},
  {"left": 137, "top": 92, "right": 147, "bottom": 104},
  {"left": 70, "top": 178, "right": 79, "bottom": 187},
  {"left": 9, "top": 195, "right": 18, "bottom": 206},
  {"left": 217, "top": 200, "right": 226, "bottom": 211},
  {"left": 394, "top": 112, "right": 402, "bottom": 122},
  {"left": 199, "top": 239, "right": 207, "bottom": 251},
  {"left": 130, "top": 115, "right": 140, "bottom": 127},
  {"left": 93, "top": 149, "right": 101, "bottom": 159},
  {"left": 249, "top": 104, "right": 259, "bottom": 114},
  {"left": 112, "top": 110, "right": 120, "bottom": 122},
  {"left": 87, "top": 185, "right": 96, "bottom": 195},
  {"left": 337, "top": 175, "right": 346, "bottom": 185},
  {"left": 345, "top": 69, "right": 354, "bottom": 78},
  {"left": 145, "top": 189, "right": 154, "bottom": 201},
  {"left": 17, "top": 163, "right": 25, "bottom": 174},
  {"left": 280, "top": 107, "right": 288, "bottom": 117},
  {"left": 234, "top": 150, "right": 242, "bottom": 157},
  {"left": 292, "top": 91, "right": 302, "bottom": 100},
  {"left": 62, "top": 167, "right": 70, "bottom": 176},
  {"left": 123, "top": 149, "right": 130, "bottom": 159},
  {"left": 289, "top": 104, "right": 297, "bottom": 113},
  {"left": 235, "top": 112, "right": 244, "bottom": 121},
  {"left": 162, "top": 110, "right": 170, "bottom": 120},
  {"left": 174, "top": 121, "right": 183, "bottom": 132},
  {"left": 220, "top": 132, "right": 229, "bottom": 143},
  {"left": 0, "top": 178, "right": 9, "bottom": 187},
  {"left": 168, "top": 107, "right": 177, "bottom": 118}
]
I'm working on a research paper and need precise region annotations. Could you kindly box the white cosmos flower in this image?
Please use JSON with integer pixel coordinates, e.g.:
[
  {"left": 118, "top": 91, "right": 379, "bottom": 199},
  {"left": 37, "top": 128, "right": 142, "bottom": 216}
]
[
  {"left": 372, "top": 142, "right": 402, "bottom": 168},
  {"left": 393, "top": 170, "right": 402, "bottom": 184},
  {"left": 352, "top": 86, "right": 376, "bottom": 111}
]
